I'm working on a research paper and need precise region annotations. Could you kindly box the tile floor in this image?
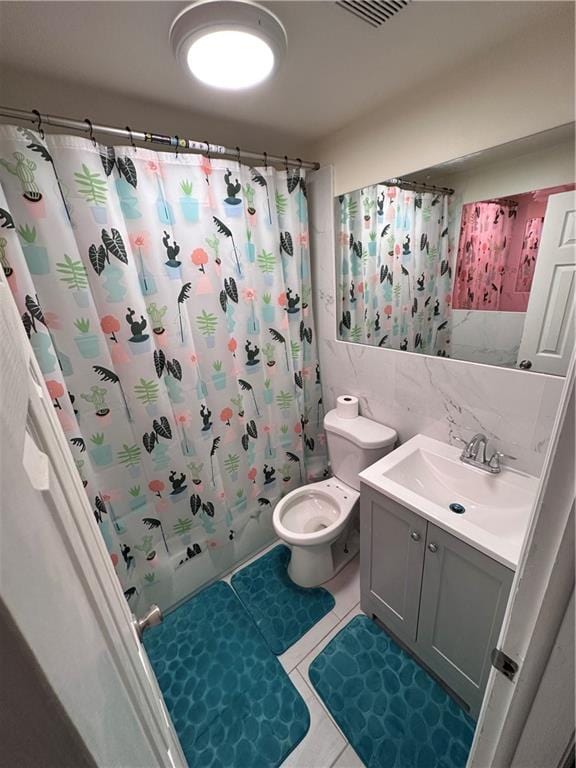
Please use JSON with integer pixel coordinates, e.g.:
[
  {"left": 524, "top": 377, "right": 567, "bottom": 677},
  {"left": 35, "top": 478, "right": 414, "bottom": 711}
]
[{"left": 222, "top": 540, "right": 366, "bottom": 768}]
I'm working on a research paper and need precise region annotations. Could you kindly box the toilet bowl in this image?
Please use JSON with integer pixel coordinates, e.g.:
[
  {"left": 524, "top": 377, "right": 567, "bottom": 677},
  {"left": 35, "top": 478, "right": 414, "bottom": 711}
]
[
  {"left": 273, "top": 408, "right": 397, "bottom": 587},
  {"left": 273, "top": 478, "right": 359, "bottom": 587}
]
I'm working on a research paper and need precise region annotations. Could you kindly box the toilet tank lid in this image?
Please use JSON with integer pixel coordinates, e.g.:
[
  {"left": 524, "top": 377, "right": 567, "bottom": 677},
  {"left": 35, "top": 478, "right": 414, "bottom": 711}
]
[{"left": 323, "top": 410, "right": 397, "bottom": 449}]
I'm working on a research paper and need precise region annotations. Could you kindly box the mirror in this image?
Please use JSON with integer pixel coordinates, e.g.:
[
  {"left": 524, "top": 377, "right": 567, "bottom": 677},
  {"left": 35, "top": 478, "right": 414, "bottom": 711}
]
[{"left": 335, "top": 124, "right": 575, "bottom": 376}]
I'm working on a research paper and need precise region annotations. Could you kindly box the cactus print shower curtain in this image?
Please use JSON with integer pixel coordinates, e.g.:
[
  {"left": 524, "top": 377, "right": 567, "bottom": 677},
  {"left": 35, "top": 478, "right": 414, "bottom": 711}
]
[
  {"left": 515, "top": 216, "right": 543, "bottom": 293},
  {"left": 0, "top": 125, "right": 327, "bottom": 611},
  {"left": 337, "top": 185, "right": 452, "bottom": 355},
  {"left": 453, "top": 201, "right": 517, "bottom": 309}
]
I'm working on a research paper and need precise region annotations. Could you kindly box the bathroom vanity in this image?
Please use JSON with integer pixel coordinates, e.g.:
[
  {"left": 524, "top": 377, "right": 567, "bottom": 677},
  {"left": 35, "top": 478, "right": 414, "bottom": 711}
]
[{"left": 359, "top": 434, "right": 539, "bottom": 718}]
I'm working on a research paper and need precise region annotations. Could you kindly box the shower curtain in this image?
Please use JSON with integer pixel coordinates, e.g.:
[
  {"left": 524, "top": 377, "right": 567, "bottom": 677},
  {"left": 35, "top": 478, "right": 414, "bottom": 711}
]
[
  {"left": 337, "top": 185, "right": 452, "bottom": 355},
  {"left": 0, "top": 125, "right": 327, "bottom": 609},
  {"left": 515, "top": 216, "right": 543, "bottom": 293},
  {"left": 453, "top": 201, "right": 517, "bottom": 310}
]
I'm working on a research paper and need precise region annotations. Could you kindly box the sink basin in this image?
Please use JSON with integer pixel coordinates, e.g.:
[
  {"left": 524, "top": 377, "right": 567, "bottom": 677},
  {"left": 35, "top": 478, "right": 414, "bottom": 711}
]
[{"left": 359, "top": 434, "right": 539, "bottom": 569}]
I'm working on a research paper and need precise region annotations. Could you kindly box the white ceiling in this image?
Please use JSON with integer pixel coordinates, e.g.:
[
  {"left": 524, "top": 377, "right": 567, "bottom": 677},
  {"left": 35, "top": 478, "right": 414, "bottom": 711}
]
[{"left": 0, "top": 1, "right": 566, "bottom": 143}]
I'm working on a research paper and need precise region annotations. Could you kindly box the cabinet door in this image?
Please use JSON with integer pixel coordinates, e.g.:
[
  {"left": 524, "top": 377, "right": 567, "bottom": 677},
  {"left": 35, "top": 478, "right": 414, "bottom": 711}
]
[
  {"left": 418, "top": 524, "right": 514, "bottom": 716},
  {"left": 360, "top": 487, "right": 426, "bottom": 643}
]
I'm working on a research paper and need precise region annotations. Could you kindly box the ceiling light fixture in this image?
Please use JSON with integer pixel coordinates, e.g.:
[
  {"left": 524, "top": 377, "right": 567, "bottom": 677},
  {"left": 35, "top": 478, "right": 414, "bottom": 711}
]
[{"left": 170, "top": 0, "right": 287, "bottom": 90}]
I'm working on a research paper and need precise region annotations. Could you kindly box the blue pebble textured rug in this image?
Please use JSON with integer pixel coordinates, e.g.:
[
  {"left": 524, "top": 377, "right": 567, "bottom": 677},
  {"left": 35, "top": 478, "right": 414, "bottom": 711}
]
[
  {"left": 144, "top": 581, "right": 310, "bottom": 768},
  {"left": 309, "top": 615, "right": 476, "bottom": 768},
  {"left": 231, "top": 545, "right": 336, "bottom": 655}
]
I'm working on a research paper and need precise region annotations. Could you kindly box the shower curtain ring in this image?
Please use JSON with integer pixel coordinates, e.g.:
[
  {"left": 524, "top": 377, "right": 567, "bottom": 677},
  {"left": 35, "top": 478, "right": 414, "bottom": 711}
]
[
  {"left": 126, "top": 126, "right": 136, "bottom": 150},
  {"left": 236, "top": 146, "right": 241, "bottom": 165},
  {"left": 174, "top": 136, "right": 179, "bottom": 158},
  {"left": 32, "top": 109, "right": 44, "bottom": 140},
  {"left": 84, "top": 118, "right": 96, "bottom": 147},
  {"left": 297, "top": 157, "right": 302, "bottom": 171},
  {"left": 204, "top": 140, "right": 211, "bottom": 160},
  {"left": 263, "top": 151, "right": 268, "bottom": 170},
  {"left": 284, "top": 155, "right": 289, "bottom": 172}
]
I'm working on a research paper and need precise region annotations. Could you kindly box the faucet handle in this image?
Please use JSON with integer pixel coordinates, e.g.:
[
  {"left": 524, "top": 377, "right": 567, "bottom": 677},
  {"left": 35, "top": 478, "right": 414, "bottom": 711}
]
[
  {"left": 488, "top": 452, "right": 503, "bottom": 471},
  {"left": 490, "top": 450, "right": 517, "bottom": 461},
  {"left": 488, "top": 451, "right": 517, "bottom": 471}
]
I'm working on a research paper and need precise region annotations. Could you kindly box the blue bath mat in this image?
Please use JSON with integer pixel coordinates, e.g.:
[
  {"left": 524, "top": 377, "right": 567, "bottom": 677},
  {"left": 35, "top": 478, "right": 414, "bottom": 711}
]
[
  {"left": 309, "top": 616, "right": 475, "bottom": 768},
  {"left": 231, "top": 545, "right": 335, "bottom": 655},
  {"left": 144, "top": 581, "right": 309, "bottom": 768}
]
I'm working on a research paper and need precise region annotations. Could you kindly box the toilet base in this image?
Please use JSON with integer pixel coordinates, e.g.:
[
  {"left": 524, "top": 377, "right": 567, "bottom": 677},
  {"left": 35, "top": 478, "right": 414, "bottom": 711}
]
[
  {"left": 287, "top": 526, "right": 360, "bottom": 588},
  {"left": 331, "top": 526, "right": 360, "bottom": 579}
]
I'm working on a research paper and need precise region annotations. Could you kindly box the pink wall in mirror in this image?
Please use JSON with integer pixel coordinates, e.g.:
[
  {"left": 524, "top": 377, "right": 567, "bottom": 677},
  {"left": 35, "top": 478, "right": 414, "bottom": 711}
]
[{"left": 453, "top": 183, "right": 575, "bottom": 312}]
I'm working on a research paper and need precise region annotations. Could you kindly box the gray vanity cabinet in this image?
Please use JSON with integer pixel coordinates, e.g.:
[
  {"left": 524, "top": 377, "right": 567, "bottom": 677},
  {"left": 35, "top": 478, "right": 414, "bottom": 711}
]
[
  {"left": 417, "top": 524, "right": 514, "bottom": 715},
  {"left": 360, "top": 484, "right": 514, "bottom": 717},
  {"left": 360, "top": 489, "right": 425, "bottom": 642}
]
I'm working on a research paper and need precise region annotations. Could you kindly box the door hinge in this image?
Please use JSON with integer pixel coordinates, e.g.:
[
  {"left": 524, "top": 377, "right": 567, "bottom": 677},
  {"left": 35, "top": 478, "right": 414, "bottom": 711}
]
[{"left": 491, "top": 648, "right": 519, "bottom": 681}]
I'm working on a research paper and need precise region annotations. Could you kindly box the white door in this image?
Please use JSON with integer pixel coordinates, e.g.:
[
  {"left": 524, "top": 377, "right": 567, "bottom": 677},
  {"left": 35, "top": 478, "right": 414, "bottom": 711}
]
[
  {"left": 0, "top": 279, "right": 187, "bottom": 768},
  {"left": 517, "top": 190, "right": 576, "bottom": 375},
  {"left": 468, "top": 355, "right": 575, "bottom": 767}
]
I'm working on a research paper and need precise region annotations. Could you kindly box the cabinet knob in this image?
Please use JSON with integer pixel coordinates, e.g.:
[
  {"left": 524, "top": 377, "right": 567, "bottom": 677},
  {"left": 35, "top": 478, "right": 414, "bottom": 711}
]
[
  {"left": 410, "top": 530, "right": 421, "bottom": 542},
  {"left": 428, "top": 543, "right": 439, "bottom": 553}
]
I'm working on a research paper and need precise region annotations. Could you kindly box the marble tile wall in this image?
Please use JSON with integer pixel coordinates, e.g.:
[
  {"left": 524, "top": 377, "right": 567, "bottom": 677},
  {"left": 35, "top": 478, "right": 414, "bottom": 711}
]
[
  {"left": 451, "top": 310, "right": 526, "bottom": 367},
  {"left": 308, "top": 167, "right": 565, "bottom": 477}
]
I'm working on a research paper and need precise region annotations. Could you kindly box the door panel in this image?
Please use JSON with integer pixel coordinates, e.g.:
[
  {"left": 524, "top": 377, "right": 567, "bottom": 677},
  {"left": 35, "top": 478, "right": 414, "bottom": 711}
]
[
  {"left": 417, "top": 524, "right": 513, "bottom": 716},
  {"left": 0, "top": 282, "right": 185, "bottom": 767},
  {"left": 2, "top": 402, "right": 172, "bottom": 766},
  {"left": 360, "top": 487, "right": 425, "bottom": 643},
  {"left": 517, "top": 191, "right": 576, "bottom": 374}
]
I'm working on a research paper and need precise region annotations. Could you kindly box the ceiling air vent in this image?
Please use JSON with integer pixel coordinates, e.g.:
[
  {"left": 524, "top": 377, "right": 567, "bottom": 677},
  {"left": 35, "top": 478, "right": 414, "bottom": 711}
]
[{"left": 336, "top": 1, "right": 410, "bottom": 28}]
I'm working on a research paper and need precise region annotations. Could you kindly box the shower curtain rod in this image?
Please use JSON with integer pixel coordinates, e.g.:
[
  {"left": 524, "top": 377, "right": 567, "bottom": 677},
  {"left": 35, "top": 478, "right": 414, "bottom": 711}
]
[
  {"left": 0, "top": 105, "right": 320, "bottom": 171},
  {"left": 382, "top": 177, "right": 455, "bottom": 196}
]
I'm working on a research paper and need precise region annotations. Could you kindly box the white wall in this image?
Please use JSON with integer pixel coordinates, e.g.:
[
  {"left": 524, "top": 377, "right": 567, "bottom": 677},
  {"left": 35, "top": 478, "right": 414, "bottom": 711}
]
[
  {"left": 443, "top": 137, "right": 575, "bottom": 205},
  {"left": 0, "top": 64, "right": 309, "bottom": 158},
  {"left": 309, "top": 6, "right": 575, "bottom": 195},
  {"left": 309, "top": 166, "right": 563, "bottom": 477}
]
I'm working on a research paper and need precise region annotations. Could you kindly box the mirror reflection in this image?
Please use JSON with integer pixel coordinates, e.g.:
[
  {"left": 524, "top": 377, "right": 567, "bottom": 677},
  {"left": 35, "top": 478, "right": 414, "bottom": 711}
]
[{"left": 335, "top": 124, "right": 575, "bottom": 375}]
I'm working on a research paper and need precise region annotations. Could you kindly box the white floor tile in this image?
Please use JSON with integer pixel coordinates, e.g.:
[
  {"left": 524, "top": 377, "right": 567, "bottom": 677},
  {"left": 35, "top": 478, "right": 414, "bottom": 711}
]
[
  {"left": 296, "top": 604, "right": 365, "bottom": 739},
  {"left": 279, "top": 610, "right": 341, "bottom": 673},
  {"left": 331, "top": 745, "right": 365, "bottom": 768},
  {"left": 225, "top": 539, "right": 280, "bottom": 580},
  {"left": 323, "top": 555, "right": 361, "bottom": 619},
  {"left": 280, "top": 670, "right": 347, "bottom": 768},
  {"left": 297, "top": 603, "right": 364, "bottom": 681}
]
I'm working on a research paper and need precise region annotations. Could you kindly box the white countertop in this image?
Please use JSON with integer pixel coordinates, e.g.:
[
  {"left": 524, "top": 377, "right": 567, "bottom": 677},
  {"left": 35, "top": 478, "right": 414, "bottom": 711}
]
[{"left": 359, "top": 434, "right": 540, "bottom": 570}]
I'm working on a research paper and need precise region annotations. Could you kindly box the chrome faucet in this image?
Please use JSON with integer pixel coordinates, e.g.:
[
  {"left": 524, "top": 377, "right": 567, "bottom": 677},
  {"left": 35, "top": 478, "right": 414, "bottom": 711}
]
[
  {"left": 465, "top": 433, "right": 487, "bottom": 463},
  {"left": 455, "top": 433, "right": 507, "bottom": 474}
]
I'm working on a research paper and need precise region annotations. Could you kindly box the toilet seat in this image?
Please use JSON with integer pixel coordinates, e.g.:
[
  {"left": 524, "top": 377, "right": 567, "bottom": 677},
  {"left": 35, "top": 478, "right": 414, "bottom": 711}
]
[{"left": 273, "top": 479, "right": 359, "bottom": 546}]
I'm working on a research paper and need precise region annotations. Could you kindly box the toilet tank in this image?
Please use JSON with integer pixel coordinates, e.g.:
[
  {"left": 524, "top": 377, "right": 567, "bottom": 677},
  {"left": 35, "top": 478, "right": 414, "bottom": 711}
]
[{"left": 323, "top": 409, "right": 397, "bottom": 491}]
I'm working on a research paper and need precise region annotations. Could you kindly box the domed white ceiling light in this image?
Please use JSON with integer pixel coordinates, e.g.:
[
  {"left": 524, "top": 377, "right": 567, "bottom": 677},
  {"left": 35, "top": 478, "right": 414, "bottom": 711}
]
[{"left": 170, "top": 0, "right": 287, "bottom": 90}]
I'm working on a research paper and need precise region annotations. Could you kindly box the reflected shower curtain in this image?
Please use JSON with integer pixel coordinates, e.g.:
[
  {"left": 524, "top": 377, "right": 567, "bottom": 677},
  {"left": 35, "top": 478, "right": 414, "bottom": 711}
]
[
  {"left": 515, "top": 216, "right": 543, "bottom": 292},
  {"left": 337, "top": 185, "right": 452, "bottom": 355},
  {"left": 453, "top": 201, "right": 517, "bottom": 309},
  {"left": 0, "top": 125, "right": 327, "bottom": 609}
]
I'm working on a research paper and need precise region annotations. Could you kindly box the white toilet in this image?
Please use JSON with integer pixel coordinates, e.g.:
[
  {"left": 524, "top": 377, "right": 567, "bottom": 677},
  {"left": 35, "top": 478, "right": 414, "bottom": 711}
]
[{"left": 273, "top": 409, "right": 397, "bottom": 587}]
